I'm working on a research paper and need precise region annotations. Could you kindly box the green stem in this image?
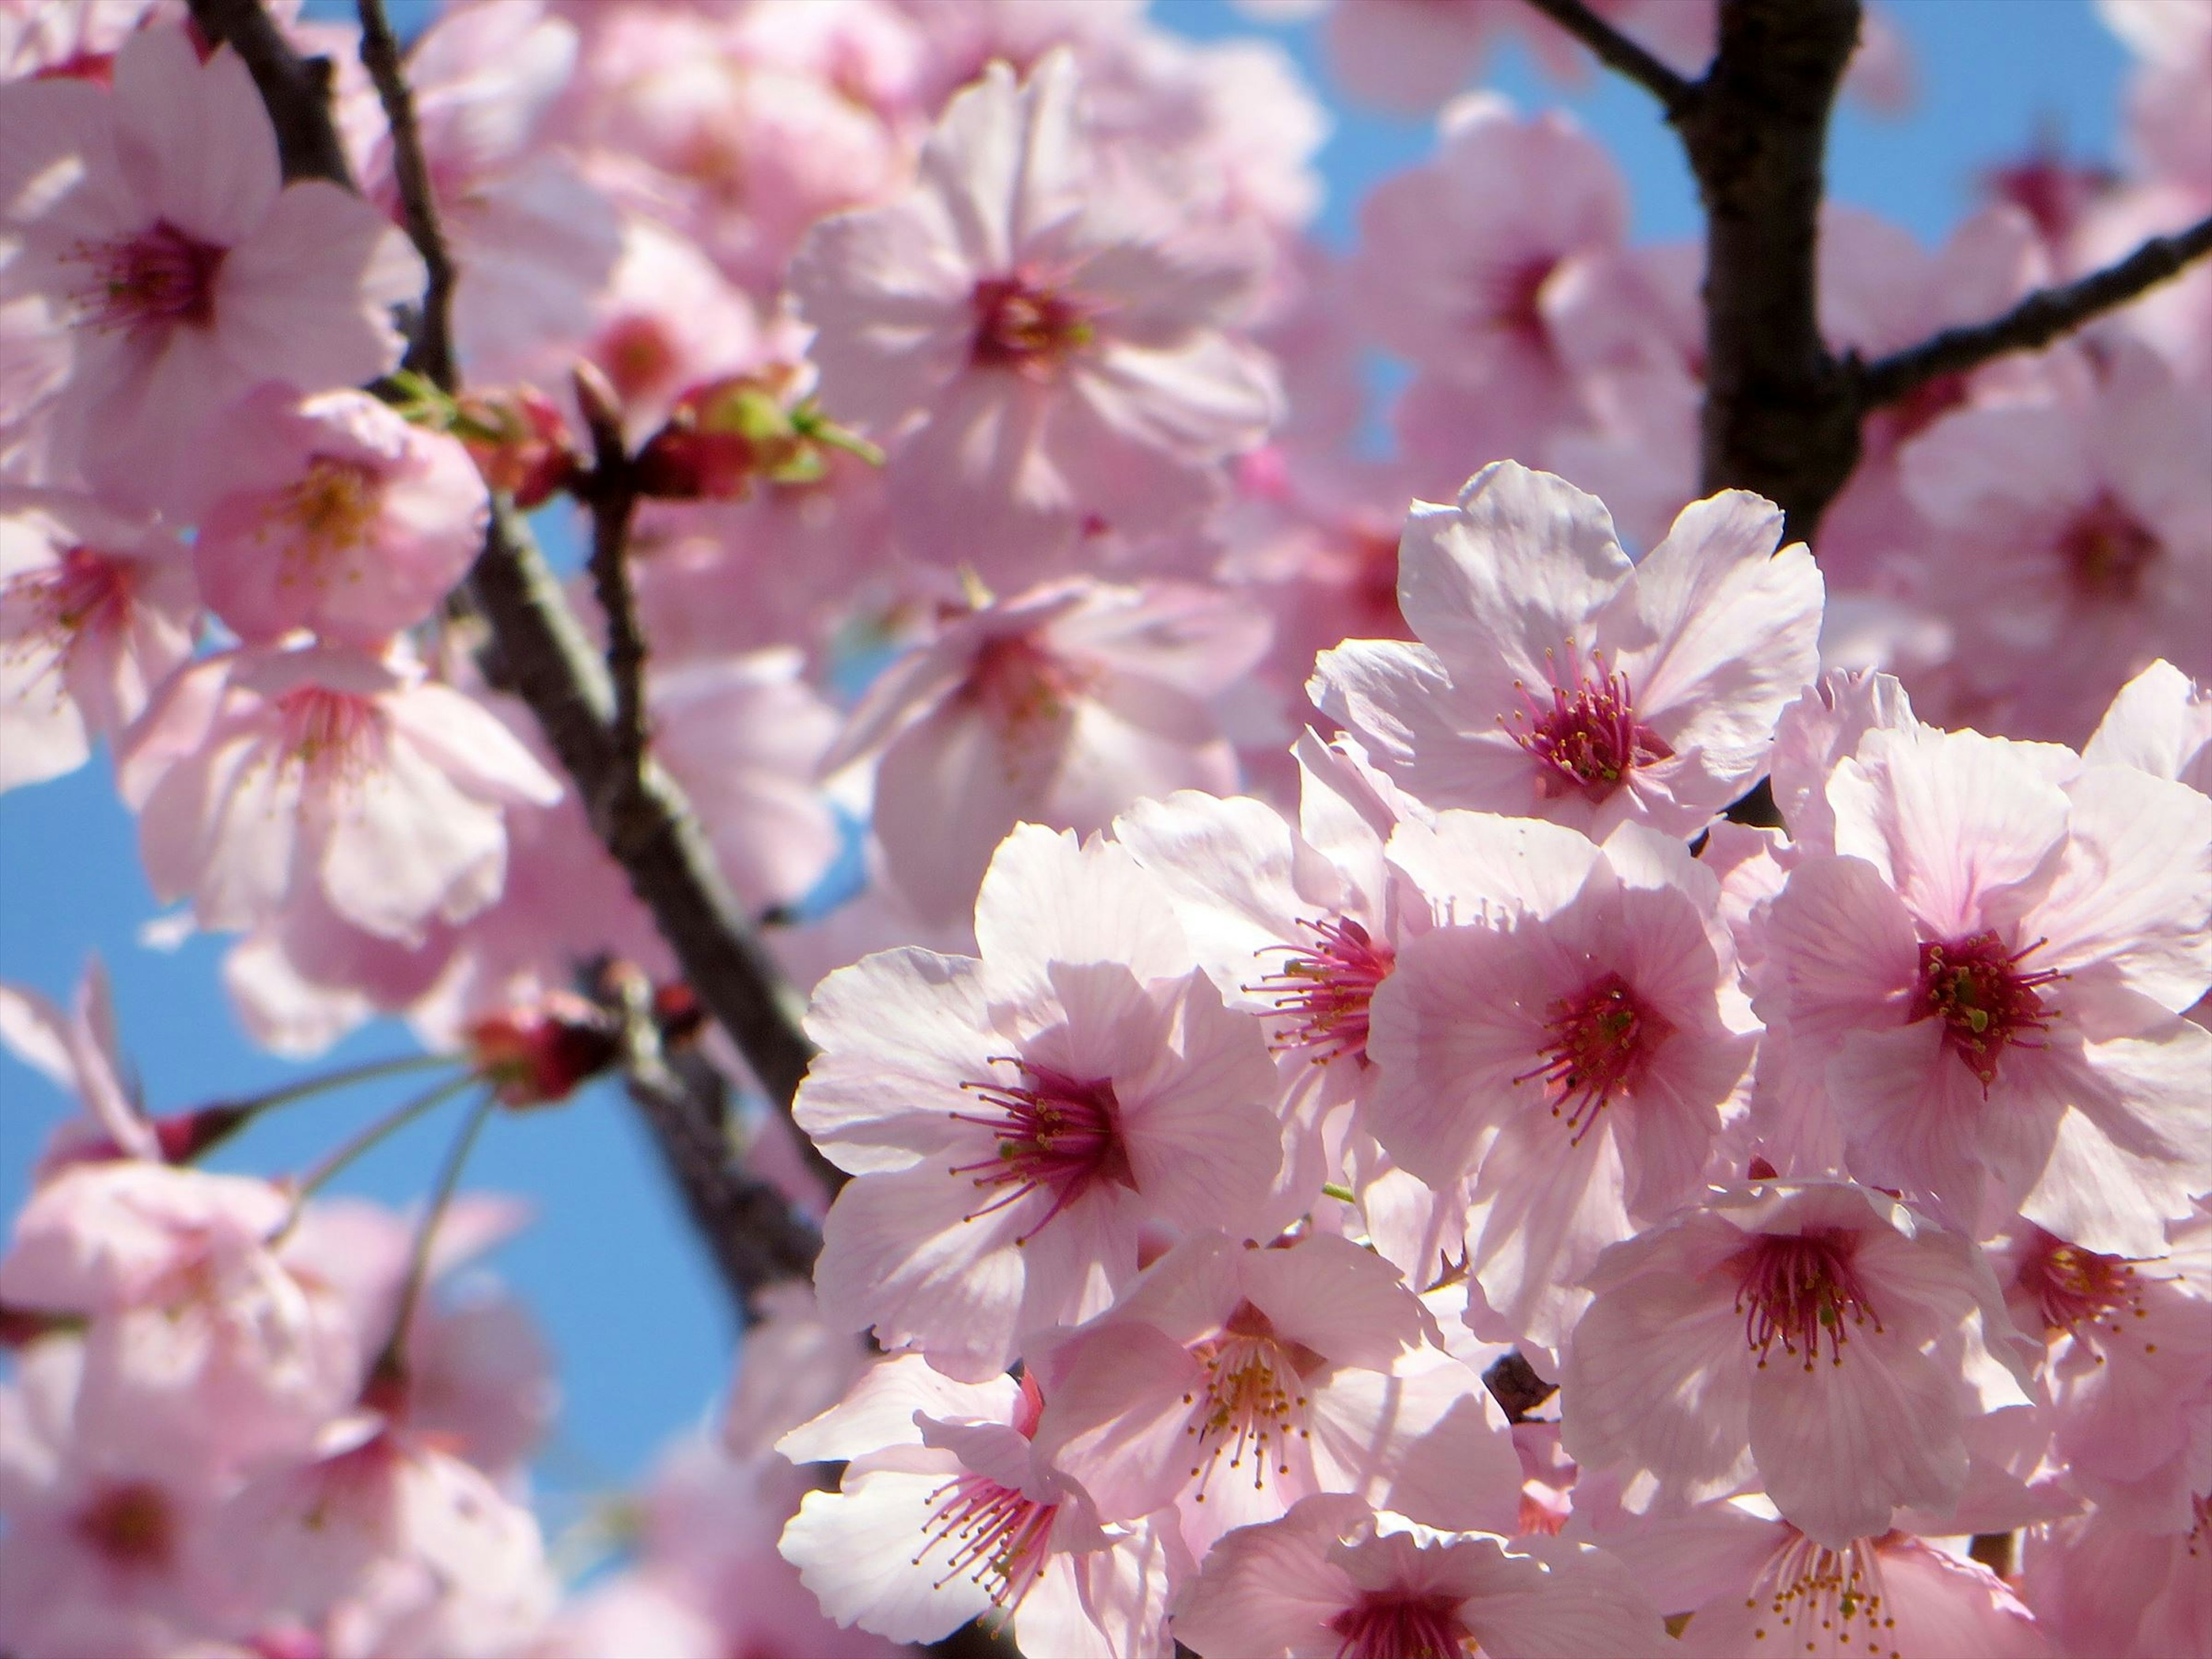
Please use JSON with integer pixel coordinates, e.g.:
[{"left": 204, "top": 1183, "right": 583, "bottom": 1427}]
[
  {"left": 217, "top": 1051, "right": 461, "bottom": 1123},
  {"left": 271, "top": 1071, "right": 483, "bottom": 1240},
  {"left": 371, "top": 1089, "right": 498, "bottom": 1388},
  {"left": 1321, "top": 1182, "right": 1358, "bottom": 1206}
]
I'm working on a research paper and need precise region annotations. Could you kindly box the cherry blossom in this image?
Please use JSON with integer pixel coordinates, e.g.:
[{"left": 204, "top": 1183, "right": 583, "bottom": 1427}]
[
  {"left": 0, "top": 955, "right": 149, "bottom": 1164},
  {"left": 1755, "top": 719, "right": 2212, "bottom": 1253},
  {"left": 790, "top": 50, "right": 1280, "bottom": 572},
  {"left": 778, "top": 1354, "right": 1180, "bottom": 1657},
  {"left": 1171, "top": 1493, "right": 1666, "bottom": 1659},
  {"left": 794, "top": 826, "right": 1283, "bottom": 1380},
  {"left": 0, "top": 487, "right": 196, "bottom": 792},
  {"left": 119, "top": 643, "right": 562, "bottom": 945},
  {"left": 1560, "top": 1179, "right": 2036, "bottom": 1549},
  {"left": 1366, "top": 810, "right": 1758, "bottom": 1346},
  {"left": 190, "top": 388, "right": 488, "bottom": 649},
  {"left": 1312, "top": 462, "right": 1824, "bottom": 839},
  {"left": 0, "top": 24, "right": 423, "bottom": 512},
  {"left": 1028, "top": 1230, "right": 1522, "bottom": 1551},
  {"left": 826, "top": 578, "right": 1269, "bottom": 923}
]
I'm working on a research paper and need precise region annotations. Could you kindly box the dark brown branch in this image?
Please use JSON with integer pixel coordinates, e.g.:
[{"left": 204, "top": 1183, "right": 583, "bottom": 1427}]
[
  {"left": 1517, "top": 0, "right": 1700, "bottom": 118},
  {"left": 1680, "top": 0, "right": 1865, "bottom": 541},
  {"left": 573, "top": 366, "right": 651, "bottom": 778},
  {"left": 1857, "top": 212, "right": 2212, "bottom": 408},
  {"left": 354, "top": 0, "right": 456, "bottom": 387},
  {"left": 185, "top": 0, "right": 354, "bottom": 187}
]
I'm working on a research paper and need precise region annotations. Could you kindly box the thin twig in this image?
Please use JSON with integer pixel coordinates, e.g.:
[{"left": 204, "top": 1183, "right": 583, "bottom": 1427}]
[
  {"left": 1857, "top": 212, "right": 2212, "bottom": 409},
  {"left": 354, "top": 0, "right": 457, "bottom": 388},
  {"left": 1517, "top": 0, "right": 1701, "bottom": 118},
  {"left": 185, "top": 0, "right": 355, "bottom": 185},
  {"left": 574, "top": 365, "right": 650, "bottom": 778},
  {"left": 370, "top": 1088, "right": 498, "bottom": 1389}
]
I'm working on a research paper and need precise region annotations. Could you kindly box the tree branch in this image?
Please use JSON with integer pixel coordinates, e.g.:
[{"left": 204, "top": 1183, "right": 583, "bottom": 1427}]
[
  {"left": 185, "top": 0, "right": 354, "bottom": 186},
  {"left": 573, "top": 366, "right": 652, "bottom": 778},
  {"left": 1680, "top": 0, "right": 1865, "bottom": 541},
  {"left": 354, "top": 0, "right": 456, "bottom": 387},
  {"left": 1517, "top": 0, "right": 1700, "bottom": 118},
  {"left": 1857, "top": 211, "right": 2212, "bottom": 408}
]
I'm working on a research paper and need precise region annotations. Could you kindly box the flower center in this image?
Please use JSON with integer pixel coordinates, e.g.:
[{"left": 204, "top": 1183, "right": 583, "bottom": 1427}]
[
  {"left": 74, "top": 1480, "right": 176, "bottom": 1569},
  {"left": 1746, "top": 1531, "right": 1897, "bottom": 1657},
  {"left": 1502, "top": 649, "right": 1672, "bottom": 802},
  {"left": 2056, "top": 491, "right": 2160, "bottom": 603},
  {"left": 1514, "top": 972, "right": 1668, "bottom": 1144},
  {"left": 597, "top": 316, "right": 681, "bottom": 404},
  {"left": 1327, "top": 1592, "right": 1472, "bottom": 1659},
  {"left": 273, "top": 685, "right": 385, "bottom": 784},
  {"left": 1730, "top": 1229, "right": 1881, "bottom": 1371},
  {"left": 952, "top": 1058, "right": 1133, "bottom": 1240},
  {"left": 77, "top": 221, "right": 225, "bottom": 331},
  {"left": 964, "top": 632, "right": 1090, "bottom": 737},
  {"left": 971, "top": 273, "right": 1093, "bottom": 374},
  {"left": 1910, "top": 932, "right": 2062, "bottom": 1089},
  {"left": 3, "top": 545, "right": 132, "bottom": 691},
  {"left": 1474, "top": 253, "right": 1559, "bottom": 354},
  {"left": 1180, "top": 1302, "right": 1317, "bottom": 1502},
  {"left": 1252, "top": 915, "right": 1395, "bottom": 1067},
  {"left": 274, "top": 458, "right": 382, "bottom": 575},
  {"left": 2018, "top": 1229, "right": 2146, "bottom": 1341},
  {"left": 914, "top": 1472, "right": 1056, "bottom": 1610}
]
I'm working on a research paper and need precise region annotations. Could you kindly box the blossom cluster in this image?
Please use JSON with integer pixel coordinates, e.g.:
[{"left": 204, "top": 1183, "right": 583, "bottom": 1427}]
[{"left": 2, "top": 0, "right": 2209, "bottom": 1656}]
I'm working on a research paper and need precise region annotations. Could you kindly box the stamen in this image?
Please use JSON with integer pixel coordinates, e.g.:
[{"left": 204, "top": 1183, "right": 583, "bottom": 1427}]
[
  {"left": 1910, "top": 933, "right": 2064, "bottom": 1090},
  {"left": 1730, "top": 1230, "right": 1882, "bottom": 1371},
  {"left": 71, "top": 221, "right": 225, "bottom": 331},
  {"left": 972, "top": 272, "right": 1093, "bottom": 376},
  {"left": 1179, "top": 1304, "right": 1316, "bottom": 1503},
  {"left": 1513, "top": 972, "right": 1667, "bottom": 1143},
  {"left": 1327, "top": 1592, "right": 1472, "bottom": 1659},
  {"left": 950, "top": 1058, "right": 1132, "bottom": 1242},
  {"left": 912, "top": 1474, "right": 1056, "bottom": 1610},
  {"left": 1499, "top": 646, "right": 1672, "bottom": 802},
  {"left": 1249, "top": 915, "right": 1394, "bottom": 1066},
  {"left": 1747, "top": 1531, "right": 1899, "bottom": 1657}
]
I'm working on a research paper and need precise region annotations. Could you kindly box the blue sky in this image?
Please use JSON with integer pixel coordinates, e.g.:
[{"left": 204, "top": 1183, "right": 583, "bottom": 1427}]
[{"left": 0, "top": 0, "right": 2131, "bottom": 1503}]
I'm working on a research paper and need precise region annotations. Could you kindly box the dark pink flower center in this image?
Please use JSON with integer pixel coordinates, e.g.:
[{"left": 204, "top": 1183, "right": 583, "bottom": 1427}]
[
  {"left": 74, "top": 1480, "right": 176, "bottom": 1568},
  {"left": 1182, "top": 1301, "right": 1318, "bottom": 1502},
  {"left": 963, "top": 631, "right": 1090, "bottom": 737},
  {"left": 1476, "top": 253, "right": 1560, "bottom": 354},
  {"left": 915, "top": 1472, "right": 1056, "bottom": 1609},
  {"left": 1516, "top": 972, "right": 1669, "bottom": 1144},
  {"left": 971, "top": 272, "right": 1093, "bottom": 374},
  {"left": 1327, "top": 1592, "right": 1472, "bottom": 1659},
  {"left": 1252, "top": 915, "right": 1395, "bottom": 1067},
  {"left": 952, "top": 1058, "right": 1133, "bottom": 1240},
  {"left": 1910, "top": 931, "right": 2062, "bottom": 1089},
  {"left": 5, "top": 545, "right": 133, "bottom": 685},
  {"left": 273, "top": 685, "right": 385, "bottom": 784},
  {"left": 274, "top": 457, "right": 384, "bottom": 574},
  {"left": 2056, "top": 491, "right": 2160, "bottom": 603},
  {"left": 2017, "top": 1229, "right": 2146, "bottom": 1339},
  {"left": 1747, "top": 1531, "right": 1896, "bottom": 1653},
  {"left": 1503, "top": 650, "right": 1672, "bottom": 802},
  {"left": 79, "top": 220, "right": 225, "bottom": 330},
  {"left": 1730, "top": 1229, "right": 1881, "bottom": 1371}
]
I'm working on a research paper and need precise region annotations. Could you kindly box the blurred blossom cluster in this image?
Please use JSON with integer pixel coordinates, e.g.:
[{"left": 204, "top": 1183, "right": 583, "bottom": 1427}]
[{"left": 2, "top": 0, "right": 2210, "bottom": 1654}]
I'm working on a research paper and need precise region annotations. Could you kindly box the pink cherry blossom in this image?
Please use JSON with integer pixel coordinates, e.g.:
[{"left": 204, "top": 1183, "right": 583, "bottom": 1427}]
[
  {"left": 0, "top": 25, "right": 423, "bottom": 512},
  {"left": 1899, "top": 341, "right": 2212, "bottom": 743},
  {"left": 650, "top": 648, "right": 842, "bottom": 914},
  {"left": 790, "top": 51, "right": 1280, "bottom": 572},
  {"left": 2085, "top": 656, "right": 2212, "bottom": 793},
  {"left": 1171, "top": 1493, "right": 1666, "bottom": 1659},
  {"left": 2023, "top": 1493, "right": 2212, "bottom": 1659},
  {"left": 1366, "top": 812, "right": 1758, "bottom": 1346},
  {"left": 222, "top": 1412, "right": 557, "bottom": 1659},
  {"left": 1560, "top": 1180, "right": 2036, "bottom": 1549},
  {"left": 778, "top": 1354, "right": 1181, "bottom": 1657},
  {"left": 0, "top": 1161, "right": 362, "bottom": 1472},
  {"left": 794, "top": 825, "right": 1283, "bottom": 1381},
  {"left": 0, "top": 955, "right": 150, "bottom": 1164},
  {"left": 119, "top": 643, "right": 562, "bottom": 945},
  {"left": 1350, "top": 97, "right": 1628, "bottom": 485},
  {"left": 827, "top": 578, "right": 1269, "bottom": 925},
  {"left": 1754, "top": 721, "right": 2212, "bottom": 1253},
  {"left": 1312, "top": 462, "right": 1824, "bottom": 839},
  {"left": 0, "top": 487, "right": 196, "bottom": 791},
  {"left": 1028, "top": 1230, "right": 1522, "bottom": 1551},
  {"left": 191, "top": 388, "right": 488, "bottom": 648}
]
